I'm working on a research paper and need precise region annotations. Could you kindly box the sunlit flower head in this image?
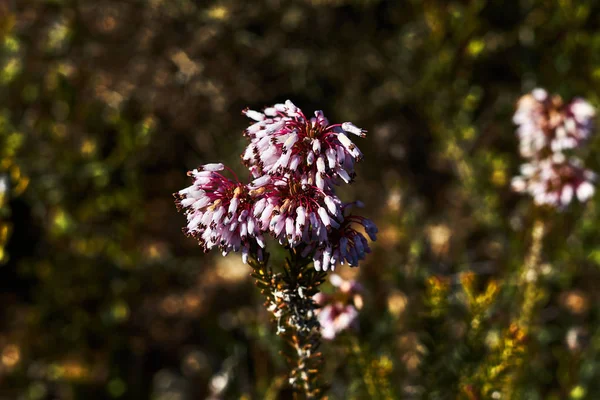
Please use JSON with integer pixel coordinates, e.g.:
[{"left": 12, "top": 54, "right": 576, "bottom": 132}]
[
  {"left": 176, "top": 101, "right": 377, "bottom": 271},
  {"left": 251, "top": 175, "right": 343, "bottom": 247},
  {"left": 241, "top": 100, "right": 366, "bottom": 191},
  {"left": 174, "top": 163, "right": 265, "bottom": 263}
]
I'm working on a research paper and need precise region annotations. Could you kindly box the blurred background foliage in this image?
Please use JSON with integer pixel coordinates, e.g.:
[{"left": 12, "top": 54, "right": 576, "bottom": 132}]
[{"left": 1, "top": 0, "right": 600, "bottom": 398}]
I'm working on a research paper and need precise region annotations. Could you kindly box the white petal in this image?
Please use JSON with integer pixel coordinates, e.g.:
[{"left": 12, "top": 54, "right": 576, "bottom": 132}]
[
  {"left": 201, "top": 163, "right": 224, "bottom": 172},
  {"left": 324, "top": 196, "right": 337, "bottom": 214},
  {"left": 576, "top": 182, "right": 594, "bottom": 202},
  {"left": 228, "top": 197, "right": 239, "bottom": 215},
  {"left": 282, "top": 133, "right": 298, "bottom": 152},
  {"left": 284, "top": 100, "right": 297, "bottom": 113},
  {"left": 244, "top": 109, "right": 265, "bottom": 121},
  {"left": 312, "top": 139, "right": 321, "bottom": 154},
  {"left": 264, "top": 107, "right": 278, "bottom": 117},
  {"left": 317, "top": 156, "right": 326, "bottom": 173},
  {"left": 250, "top": 175, "right": 271, "bottom": 188},
  {"left": 318, "top": 207, "right": 331, "bottom": 226},
  {"left": 532, "top": 88, "right": 547, "bottom": 102},
  {"left": 561, "top": 185, "right": 574, "bottom": 205},
  {"left": 342, "top": 122, "right": 366, "bottom": 137}
]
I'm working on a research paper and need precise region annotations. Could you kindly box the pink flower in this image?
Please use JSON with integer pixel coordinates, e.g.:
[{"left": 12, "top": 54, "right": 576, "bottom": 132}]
[
  {"left": 252, "top": 176, "right": 343, "bottom": 247},
  {"left": 313, "top": 274, "right": 363, "bottom": 340},
  {"left": 307, "top": 205, "right": 377, "bottom": 271},
  {"left": 514, "top": 89, "right": 595, "bottom": 158},
  {"left": 176, "top": 101, "right": 377, "bottom": 271},
  {"left": 512, "top": 155, "right": 595, "bottom": 208},
  {"left": 512, "top": 89, "right": 596, "bottom": 209},
  {"left": 241, "top": 100, "right": 366, "bottom": 191},
  {"left": 174, "top": 163, "right": 265, "bottom": 263},
  {"left": 317, "top": 303, "right": 359, "bottom": 340}
]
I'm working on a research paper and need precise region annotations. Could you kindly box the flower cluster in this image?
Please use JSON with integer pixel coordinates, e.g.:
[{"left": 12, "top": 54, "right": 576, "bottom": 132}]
[
  {"left": 512, "top": 89, "right": 596, "bottom": 208},
  {"left": 176, "top": 100, "right": 377, "bottom": 270},
  {"left": 313, "top": 274, "right": 363, "bottom": 340},
  {"left": 174, "top": 163, "right": 265, "bottom": 263}
]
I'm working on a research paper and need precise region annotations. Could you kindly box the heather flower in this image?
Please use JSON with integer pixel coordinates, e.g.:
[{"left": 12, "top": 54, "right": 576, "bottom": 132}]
[
  {"left": 511, "top": 155, "right": 595, "bottom": 208},
  {"left": 241, "top": 100, "right": 366, "bottom": 190},
  {"left": 0, "top": 175, "right": 7, "bottom": 195},
  {"left": 308, "top": 205, "right": 378, "bottom": 271},
  {"left": 514, "top": 89, "right": 595, "bottom": 158},
  {"left": 328, "top": 273, "right": 364, "bottom": 295},
  {"left": 174, "top": 163, "right": 265, "bottom": 262},
  {"left": 252, "top": 176, "right": 343, "bottom": 247},
  {"left": 512, "top": 89, "right": 596, "bottom": 209},
  {"left": 176, "top": 100, "right": 378, "bottom": 269},
  {"left": 316, "top": 303, "right": 358, "bottom": 340},
  {"left": 176, "top": 100, "right": 377, "bottom": 396},
  {"left": 0, "top": 174, "right": 7, "bottom": 203},
  {"left": 313, "top": 274, "right": 363, "bottom": 340}
]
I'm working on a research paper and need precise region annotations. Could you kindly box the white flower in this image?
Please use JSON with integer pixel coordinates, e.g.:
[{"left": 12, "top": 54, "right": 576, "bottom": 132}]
[
  {"left": 512, "top": 158, "right": 595, "bottom": 209},
  {"left": 514, "top": 89, "right": 595, "bottom": 158}
]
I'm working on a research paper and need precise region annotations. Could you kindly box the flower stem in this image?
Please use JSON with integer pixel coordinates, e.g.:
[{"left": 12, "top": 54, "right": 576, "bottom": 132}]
[
  {"left": 518, "top": 218, "right": 546, "bottom": 331},
  {"left": 503, "top": 218, "right": 546, "bottom": 397},
  {"left": 250, "top": 249, "right": 328, "bottom": 398}
]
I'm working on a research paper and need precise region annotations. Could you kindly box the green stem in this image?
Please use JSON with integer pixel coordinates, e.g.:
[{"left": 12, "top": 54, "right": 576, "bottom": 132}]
[
  {"left": 503, "top": 218, "right": 546, "bottom": 398},
  {"left": 517, "top": 219, "right": 546, "bottom": 331}
]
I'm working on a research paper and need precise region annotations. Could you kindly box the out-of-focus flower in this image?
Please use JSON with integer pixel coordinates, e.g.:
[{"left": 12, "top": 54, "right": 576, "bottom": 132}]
[
  {"left": 316, "top": 302, "right": 358, "bottom": 340},
  {"left": 512, "top": 89, "right": 596, "bottom": 209},
  {"left": 313, "top": 274, "right": 363, "bottom": 339},
  {"left": 513, "top": 89, "right": 595, "bottom": 158},
  {"left": 511, "top": 155, "right": 595, "bottom": 208},
  {"left": 565, "top": 326, "right": 589, "bottom": 352},
  {"left": 0, "top": 175, "right": 8, "bottom": 196},
  {"left": 241, "top": 100, "right": 366, "bottom": 190},
  {"left": 328, "top": 272, "right": 363, "bottom": 294}
]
